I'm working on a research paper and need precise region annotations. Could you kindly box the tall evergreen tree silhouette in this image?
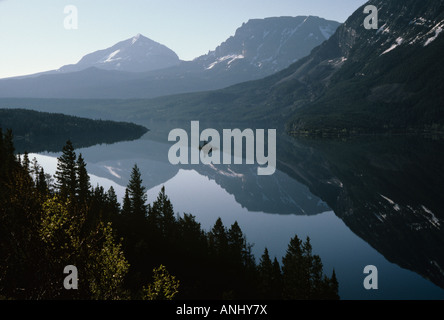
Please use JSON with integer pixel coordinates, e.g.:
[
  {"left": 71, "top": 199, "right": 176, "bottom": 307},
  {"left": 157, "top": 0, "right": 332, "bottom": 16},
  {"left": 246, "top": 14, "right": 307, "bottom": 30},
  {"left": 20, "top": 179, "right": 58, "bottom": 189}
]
[
  {"left": 54, "top": 140, "right": 77, "bottom": 199},
  {"left": 0, "top": 129, "right": 17, "bottom": 182},
  {"left": 106, "top": 186, "right": 121, "bottom": 216},
  {"left": 36, "top": 167, "right": 48, "bottom": 196},
  {"left": 122, "top": 189, "right": 131, "bottom": 216},
  {"left": 209, "top": 217, "right": 228, "bottom": 258},
  {"left": 22, "top": 152, "right": 30, "bottom": 176},
  {"left": 227, "top": 221, "right": 247, "bottom": 267},
  {"left": 327, "top": 269, "right": 340, "bottom": 300},
  {"left": 76, "top": 153, "right": 90, "bottom": 202},
  {"left": 150, "top": 186, "right": 176, "bottom": 238},
  {"left": 282, "top": 235, "right": 338, "bottom": 299},
  {"left": 282, "top": 234, "right": 305, "bottom": 299},
  {"left": 258, "top": 248, "right": 282, "bottom": 299},
  {"left": 126, "top": 164, "right": 147, "bottom": 218}
]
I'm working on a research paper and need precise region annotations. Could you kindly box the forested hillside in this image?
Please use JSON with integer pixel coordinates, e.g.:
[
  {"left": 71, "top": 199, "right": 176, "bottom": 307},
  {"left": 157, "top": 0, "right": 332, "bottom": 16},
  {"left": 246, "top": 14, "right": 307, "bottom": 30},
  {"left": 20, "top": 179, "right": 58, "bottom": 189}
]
[
  {"left": 0, "top": 109, "right": 148, "bottom": 152},
  {"left": 0, "top": 133, "right": 339, "bottom": 300}
]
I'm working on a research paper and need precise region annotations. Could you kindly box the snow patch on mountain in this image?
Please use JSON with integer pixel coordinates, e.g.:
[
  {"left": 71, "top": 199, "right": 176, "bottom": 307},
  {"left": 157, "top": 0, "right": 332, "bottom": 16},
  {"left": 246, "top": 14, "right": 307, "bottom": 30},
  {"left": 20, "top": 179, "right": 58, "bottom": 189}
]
[
  {"left": 381, "top": 37, "right": 404, "bottom": 55},
  {"left": 424, "top": 23, "right": 443, "bottom": 46},
  {"left": 104, "top": 165, "right": 122, "bottom": 179},
  {"left": 379, "top": 194, "right": 401, "bottom": 211},
  {"left": 376, "top": 23, "right": 390, "bottom": 35},
  {"left": 132, "top": 33, "right": 141, "bottom": 44},
  {"left": 421, "top": 205, "right": 441, "bottom": 228},
  {"left": 104, "top": 49, "right": 122, "bottom": 63},
  {"left": 206, "top": 54, "right": 245, "bottom": 70}
]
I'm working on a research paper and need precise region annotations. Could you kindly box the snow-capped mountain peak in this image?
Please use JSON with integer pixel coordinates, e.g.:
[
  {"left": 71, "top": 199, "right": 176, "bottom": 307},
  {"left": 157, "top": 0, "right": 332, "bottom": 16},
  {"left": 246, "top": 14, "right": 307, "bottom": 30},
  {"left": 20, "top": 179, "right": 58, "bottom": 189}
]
[
  {"left": 59, "top": 33, "right": 180, "bottom": 73},
  {"left": 132, "top": 33, "right": 142, "bottom": 44}
]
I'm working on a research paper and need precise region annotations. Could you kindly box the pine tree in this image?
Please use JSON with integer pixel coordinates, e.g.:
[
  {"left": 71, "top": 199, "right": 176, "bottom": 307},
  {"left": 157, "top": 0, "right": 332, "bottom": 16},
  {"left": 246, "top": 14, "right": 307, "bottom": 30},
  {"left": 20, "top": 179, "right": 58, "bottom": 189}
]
[
  {"left": 282, "top": 234, "right": 306, "bottom": 299},
  {"left": 0, "top": 129, "right": 16, "bottom": 181},
  {"left": 258, "top": 248, "right": 283, "bottom": 299},
  {"left": 282, "top": 235, "right": 338, "bottom": 300},
  {"left": 310, "top": 254, "right": 324, "bottom": 299},
  {"left": 22, "top": 152, "right": 30, "bottom": 175},
  {"left": 301, "top": 236, "right": 314, "bottom": 298},
  {"left": 208, "top": 217, "right": 228, "bottom": 258},
  {"left": 150, "top": 186, "right": 176, "bottom": 238},
  {"left": 126, "top": 164, "right": 147, "bottom": 218},
  {"left": 272, "top": 257, "right": 283, "bottom": 298},
  {"left": 258, "top": 248, "right": 274, "bottom": 298},
  {"left": 328, "top": 269, "right": 340, "bottom": 300},
  {"left": 106, "top": 186, "right": 121, "bottom": 216},
  {"left": 36, "top": 167, "right": 48, "bottom": 195},
  {"left": 54, "top": 140, "right": 77, "bottom": 199},
  {"left": 89, "top": 185, "right": 107, "bottom": 222},
  {"left": 227, "top": 221, "right": 246, "bottom": 266},
  {"left": 3, "top": 129, "right": 15, "bottom": 164},
  {"left": 31, "top": 157, "right": 40, "bottom": 181},
  {"left": 122, "top": 189, "right": 131, "bottom": 216},
  {"left": 76, "top": 153, "right": 90, "bottom": 202},
  {"left": 177, "top": 213, "right": 207, "bottom": 255}
]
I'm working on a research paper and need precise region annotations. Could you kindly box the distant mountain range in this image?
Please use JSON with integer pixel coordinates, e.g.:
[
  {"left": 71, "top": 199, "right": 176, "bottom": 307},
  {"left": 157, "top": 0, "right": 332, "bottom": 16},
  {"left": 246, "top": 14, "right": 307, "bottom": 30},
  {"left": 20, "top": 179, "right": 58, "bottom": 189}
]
[
  {"left": 91, "top": 0, "right": 442, "bottom": 134},
  {"left": 0, "top": 16, "right": 340, "bottom": 99},
  {"left": 1, "top": 0, "right": 443, "bottom": 134}
]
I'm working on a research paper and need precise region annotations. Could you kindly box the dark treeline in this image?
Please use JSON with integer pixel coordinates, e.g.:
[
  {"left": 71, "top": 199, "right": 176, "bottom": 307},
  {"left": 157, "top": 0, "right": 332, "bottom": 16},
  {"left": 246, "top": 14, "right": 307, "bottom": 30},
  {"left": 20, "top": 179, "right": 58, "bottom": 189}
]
[
  {"left": 0, "top": 130, "right": 339, "bottom": 300},
  {"left": 0, "top": 109, "right": 148, "bottom": 153}
]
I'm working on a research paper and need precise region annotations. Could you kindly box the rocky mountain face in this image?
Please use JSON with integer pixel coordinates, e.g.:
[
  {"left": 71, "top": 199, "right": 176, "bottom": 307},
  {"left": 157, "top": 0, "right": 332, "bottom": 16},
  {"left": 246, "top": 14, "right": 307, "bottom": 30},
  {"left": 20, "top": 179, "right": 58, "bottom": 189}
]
[
  {"left": 284, "top": 0, "right": 444, "bottom": 133},
  {"left": 121, "top": 0, "right": 444, "bottom": 132},
  {"left": 194, "top": 16, "right": 339, "bottom": 77}
]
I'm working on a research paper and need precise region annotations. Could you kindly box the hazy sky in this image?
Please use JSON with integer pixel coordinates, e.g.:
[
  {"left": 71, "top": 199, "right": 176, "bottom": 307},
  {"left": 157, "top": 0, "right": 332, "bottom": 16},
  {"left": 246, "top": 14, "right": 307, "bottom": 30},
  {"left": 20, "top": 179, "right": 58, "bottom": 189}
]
[{"left": 0, "top": 0, "right": 367, "bottom": 78}]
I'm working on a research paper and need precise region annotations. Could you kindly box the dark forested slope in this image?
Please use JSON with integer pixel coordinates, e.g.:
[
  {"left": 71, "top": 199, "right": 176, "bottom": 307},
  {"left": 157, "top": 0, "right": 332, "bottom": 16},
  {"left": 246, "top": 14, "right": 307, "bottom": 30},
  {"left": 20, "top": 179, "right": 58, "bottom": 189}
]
[{"left": 0, "top": 108, "right": 148, "bottom": 152}]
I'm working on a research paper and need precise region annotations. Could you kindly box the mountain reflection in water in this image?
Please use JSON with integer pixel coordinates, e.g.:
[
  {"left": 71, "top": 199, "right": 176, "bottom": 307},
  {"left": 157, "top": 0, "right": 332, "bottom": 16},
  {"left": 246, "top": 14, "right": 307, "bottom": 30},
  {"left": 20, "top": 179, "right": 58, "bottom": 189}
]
[{"left": 33, "top": 123, "right": 444, "bottom": 299}]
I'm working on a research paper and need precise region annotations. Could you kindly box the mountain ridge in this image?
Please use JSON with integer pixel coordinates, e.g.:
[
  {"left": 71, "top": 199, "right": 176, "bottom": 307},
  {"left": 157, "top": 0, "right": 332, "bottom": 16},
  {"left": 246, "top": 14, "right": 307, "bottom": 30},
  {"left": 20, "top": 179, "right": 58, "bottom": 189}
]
[
  {"left": 58, "top": 33, "right": 181, "bottom": 73},
  {"left": 286, "top": 0, "right": 444, "bottom": 134},
  {"left": 102, "top": 0, "right": 444, "bottom": 133},
  {"left": 0, "top": 16, "right": 340, "bottom": 99},
  {"left": 193, "top": 16, "right": 338, "bottom": 75}
]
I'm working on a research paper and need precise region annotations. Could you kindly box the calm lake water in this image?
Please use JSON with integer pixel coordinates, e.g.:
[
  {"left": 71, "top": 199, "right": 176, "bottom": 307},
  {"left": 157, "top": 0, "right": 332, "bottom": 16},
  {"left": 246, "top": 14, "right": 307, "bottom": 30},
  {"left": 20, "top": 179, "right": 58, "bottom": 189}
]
[{"left": 31, "top": 121, "right": 444, "bottom": 300}]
